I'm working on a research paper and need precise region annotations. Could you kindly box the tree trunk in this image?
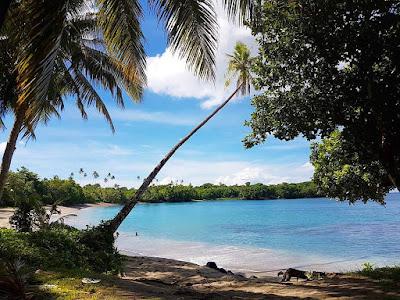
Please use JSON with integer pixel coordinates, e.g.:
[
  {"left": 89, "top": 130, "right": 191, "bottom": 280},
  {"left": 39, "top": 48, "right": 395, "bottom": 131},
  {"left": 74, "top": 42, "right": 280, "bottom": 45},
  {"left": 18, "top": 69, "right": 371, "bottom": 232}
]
[
  {"left": 107, "top": 85, "right": 242, "bottom": 232},
  {"left": 0, "top": 0, "right": 12, "bottom": 29},
  {"left": 0, "top": 108, "right": 25, "bottom": 204}
]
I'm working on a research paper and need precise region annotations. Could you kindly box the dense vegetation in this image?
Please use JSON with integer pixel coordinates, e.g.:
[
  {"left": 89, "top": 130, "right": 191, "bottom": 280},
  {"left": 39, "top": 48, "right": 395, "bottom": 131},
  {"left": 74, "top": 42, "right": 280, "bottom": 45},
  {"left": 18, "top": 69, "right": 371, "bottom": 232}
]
[
  {"left": 246, "top": 0, "right": 400, "bottom": 203},
  {"left": 1, "top": 167, "right": 320, "bottom": 207}
]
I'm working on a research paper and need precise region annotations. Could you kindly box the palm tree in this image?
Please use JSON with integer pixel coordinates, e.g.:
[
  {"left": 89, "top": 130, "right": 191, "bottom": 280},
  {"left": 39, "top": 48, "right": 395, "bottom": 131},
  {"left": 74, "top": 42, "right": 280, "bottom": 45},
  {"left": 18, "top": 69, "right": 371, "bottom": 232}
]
[
  {"left": 0, "top": 7, "right": 143, "bottom": 202},
  {"left": 0, "top": 0, "right": 253, "bottom": 204},
  {"left": 107, "top": 42, "right": 253, "bottom": 232},
  {"left": 0, "top": 0, "right": 12, "bottom": 29}
]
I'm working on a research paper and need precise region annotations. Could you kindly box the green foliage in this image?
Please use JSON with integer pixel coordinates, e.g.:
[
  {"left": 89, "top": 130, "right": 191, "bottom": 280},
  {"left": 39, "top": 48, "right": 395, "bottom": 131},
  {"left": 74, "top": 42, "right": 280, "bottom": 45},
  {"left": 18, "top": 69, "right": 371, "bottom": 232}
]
[
  {"left": 3, "top": 167, "right": 48, "bottom": 232},
  {"left": 311, "top": 131, "right": 391, "bottom": 203},
  {"left": 362, "top": 262, "right": 375, "bottom": 273},
  {"left": 43, "top": 176, "right": 87, "bottom": 206},
  {"left": 2, "top": 168, "right": 320, "bottom": 210},
  {"left": 358, "top": 265, "right": 400, "bottom": 284},
  {"left": 3, "top": 167, "right": 46, "bottom": 207},
  {"left": 82, "top": 184, "right": 128, "bottom": 204},
  {"left": 79, "top": 223, "right": 123, "bottom": 274},
  {"left": 0, "top": 229, "right": 41, "bottom": 266},
  {"left": 0, "top": 226, "right": 122, "bottom": 274},
  {"left": 247, "top": 0, "right": 400, "bottom": 202},
  {"left": 141, "top": 181, "right": 319, "bottom": 202},
  {"left": 225, "top": 42, "right": 253, "bottom": 95}
]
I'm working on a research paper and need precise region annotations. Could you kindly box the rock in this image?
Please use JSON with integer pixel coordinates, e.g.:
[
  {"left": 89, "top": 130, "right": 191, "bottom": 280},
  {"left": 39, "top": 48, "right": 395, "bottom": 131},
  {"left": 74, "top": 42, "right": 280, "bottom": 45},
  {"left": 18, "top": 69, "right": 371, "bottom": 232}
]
[
  {"left": 219, "top": 268, "right": 227, "bottom": 274},
  {"left": 206, "top": 261, "right": 218, "bottom": 269},
  {"left": 227, "top": 271, "right": 235, "bottom": 275},
  {"left": 249, "top": 275, "right": 258, "bottom": 279}
]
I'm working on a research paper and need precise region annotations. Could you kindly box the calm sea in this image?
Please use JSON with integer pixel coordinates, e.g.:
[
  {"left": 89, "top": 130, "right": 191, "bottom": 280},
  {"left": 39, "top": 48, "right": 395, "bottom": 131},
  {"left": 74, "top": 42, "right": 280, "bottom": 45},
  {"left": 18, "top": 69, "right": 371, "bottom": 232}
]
[{"left": 67, "top": 193, "right": 400, "bottom": 274}]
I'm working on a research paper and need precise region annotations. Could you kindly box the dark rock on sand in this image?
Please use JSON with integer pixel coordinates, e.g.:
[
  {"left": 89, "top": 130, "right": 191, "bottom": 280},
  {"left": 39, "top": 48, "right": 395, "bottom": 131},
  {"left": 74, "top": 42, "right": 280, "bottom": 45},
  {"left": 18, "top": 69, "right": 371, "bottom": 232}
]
[{"left": 206, "top": 262, "right": 218, "bottom": 269}]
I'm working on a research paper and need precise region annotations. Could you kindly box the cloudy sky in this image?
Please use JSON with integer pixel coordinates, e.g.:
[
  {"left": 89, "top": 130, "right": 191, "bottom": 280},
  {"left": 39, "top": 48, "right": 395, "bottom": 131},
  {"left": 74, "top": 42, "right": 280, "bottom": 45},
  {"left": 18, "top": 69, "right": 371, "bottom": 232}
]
[{"left": 0, "top": 3, "right": 314, "bottom": 188}]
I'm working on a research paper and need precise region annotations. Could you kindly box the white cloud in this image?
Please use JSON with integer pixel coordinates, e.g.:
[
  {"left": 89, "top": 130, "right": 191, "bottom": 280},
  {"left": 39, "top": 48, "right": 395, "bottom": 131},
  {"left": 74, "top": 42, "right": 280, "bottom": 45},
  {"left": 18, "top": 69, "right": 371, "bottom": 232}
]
[
  {"left": 215, "top": 163, "right": 314, "bottom": 186},
  {"left": 154, "top": 159, "right": 313, "bottom": 187},
  {"left": 146, "top": 3, "right": 256, "bottom": 109}
]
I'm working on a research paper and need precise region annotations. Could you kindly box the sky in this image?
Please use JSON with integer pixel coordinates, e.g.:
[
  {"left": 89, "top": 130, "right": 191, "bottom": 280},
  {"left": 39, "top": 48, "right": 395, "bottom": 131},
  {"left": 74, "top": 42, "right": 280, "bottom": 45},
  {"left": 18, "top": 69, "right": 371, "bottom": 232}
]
[{"left": 0, "top": 2, "right": 314, "bottom": 188}]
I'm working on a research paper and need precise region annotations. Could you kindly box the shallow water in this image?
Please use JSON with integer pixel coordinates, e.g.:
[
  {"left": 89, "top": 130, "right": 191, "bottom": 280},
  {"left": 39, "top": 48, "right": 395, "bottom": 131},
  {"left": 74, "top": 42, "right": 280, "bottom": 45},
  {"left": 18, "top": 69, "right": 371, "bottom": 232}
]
[{"left": 67, "top": 194, "right": 400, "bottom": 273}]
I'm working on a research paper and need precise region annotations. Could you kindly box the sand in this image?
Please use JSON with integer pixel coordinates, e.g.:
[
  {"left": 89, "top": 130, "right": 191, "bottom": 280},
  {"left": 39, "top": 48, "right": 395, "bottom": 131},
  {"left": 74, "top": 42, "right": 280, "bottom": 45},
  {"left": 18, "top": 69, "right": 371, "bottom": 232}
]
[
  {"left": 0, "top": 202, "right": 114, "bottom": 229},
  {"left": 1, "top": 204, "right": 399, "bottom": 298},
  {"left": 106, "top": 256, "right": 399, "bottom": 299}
]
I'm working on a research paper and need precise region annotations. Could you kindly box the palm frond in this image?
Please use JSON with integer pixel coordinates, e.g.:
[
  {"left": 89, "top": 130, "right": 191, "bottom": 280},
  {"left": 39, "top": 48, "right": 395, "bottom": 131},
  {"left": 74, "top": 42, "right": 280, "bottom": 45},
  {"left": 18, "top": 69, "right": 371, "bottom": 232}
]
[
  {"left": 221, "top": 0, "right": 254, "bottom": 24},
  {"left": 96, "top": 0, "right": 146, "bottom": 101},
  {"left": 70, "top": 65, "right": 115, "bottom": 132},
  {"left": 16, "top": 0, "right": 69, "bottom": 117},
  {"left": 224, "top": 41, "right": 252, "bottom": 96},
  {"left": 150, "top": 0, "right": 218, "bottom": 80}
]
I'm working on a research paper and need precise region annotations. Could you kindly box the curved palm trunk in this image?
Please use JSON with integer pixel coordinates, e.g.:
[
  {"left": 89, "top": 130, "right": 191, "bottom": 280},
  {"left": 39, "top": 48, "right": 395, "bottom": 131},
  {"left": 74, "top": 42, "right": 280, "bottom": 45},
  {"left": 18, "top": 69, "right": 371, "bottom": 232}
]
[
  {"left": 107, "top": 84, "right": 242, "bottom": 232},
  {"left": 0, "top": 108, "right": 24, "bottom": 204},
  {"left": 0, "top": 0, "right": 12, "bottom": 29}
]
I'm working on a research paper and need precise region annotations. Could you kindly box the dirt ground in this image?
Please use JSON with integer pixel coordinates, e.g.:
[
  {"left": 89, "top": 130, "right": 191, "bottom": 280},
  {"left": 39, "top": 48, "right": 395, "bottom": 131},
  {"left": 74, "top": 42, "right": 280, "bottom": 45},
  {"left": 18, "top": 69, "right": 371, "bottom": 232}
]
[{"left": 101, "top": 256, "right": 400, "bottom": 299}]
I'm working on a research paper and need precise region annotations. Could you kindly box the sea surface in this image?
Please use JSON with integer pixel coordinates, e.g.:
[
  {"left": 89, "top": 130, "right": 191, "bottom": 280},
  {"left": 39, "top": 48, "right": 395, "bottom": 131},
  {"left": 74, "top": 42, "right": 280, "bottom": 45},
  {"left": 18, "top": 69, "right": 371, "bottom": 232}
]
[{"left": 66, "top": 194, "right": 400, "bottom": 274}]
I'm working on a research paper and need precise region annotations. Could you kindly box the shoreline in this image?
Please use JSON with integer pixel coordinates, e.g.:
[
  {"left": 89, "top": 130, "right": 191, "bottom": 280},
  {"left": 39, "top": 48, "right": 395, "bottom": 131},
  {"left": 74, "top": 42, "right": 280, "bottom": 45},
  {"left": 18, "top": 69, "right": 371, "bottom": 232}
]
[
  {"left": 0, "top": 202, "right": 114, "bottom": 229},
  {"left": 3, "top": 202, "right": 399, "bottom": 278},
  {"left": 115, "top": 234, "right": 390, "bottom": 277}
]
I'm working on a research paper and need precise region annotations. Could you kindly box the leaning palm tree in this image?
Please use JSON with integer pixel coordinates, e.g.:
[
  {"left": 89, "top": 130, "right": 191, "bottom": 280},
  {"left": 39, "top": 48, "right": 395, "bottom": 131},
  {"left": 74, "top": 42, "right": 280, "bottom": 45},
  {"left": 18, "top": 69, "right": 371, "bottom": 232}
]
[
  {"left": 0, "top": 0, "right": 253, "bottom": 203},
  {"left": 0, "top": 7, "right": 143, "bottom": 202},
  {"left": 107, "top": 42, "right": 253, "bottom": 232}
]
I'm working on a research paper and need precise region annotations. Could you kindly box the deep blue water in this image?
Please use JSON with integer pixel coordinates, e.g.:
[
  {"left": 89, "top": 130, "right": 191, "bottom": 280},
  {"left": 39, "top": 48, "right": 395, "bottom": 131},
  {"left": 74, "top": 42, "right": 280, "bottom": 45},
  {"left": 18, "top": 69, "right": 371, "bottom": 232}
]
[{"left": 70, "top": 194, "right": 400, "bottom": 268}]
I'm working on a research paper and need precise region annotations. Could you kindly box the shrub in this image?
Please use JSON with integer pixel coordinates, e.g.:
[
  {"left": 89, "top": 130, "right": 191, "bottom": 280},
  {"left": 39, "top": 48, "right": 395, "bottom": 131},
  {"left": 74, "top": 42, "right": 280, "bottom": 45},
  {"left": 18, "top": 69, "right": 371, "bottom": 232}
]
[{"left": 0, "top": 226, "right": 122, "bottom": 274}]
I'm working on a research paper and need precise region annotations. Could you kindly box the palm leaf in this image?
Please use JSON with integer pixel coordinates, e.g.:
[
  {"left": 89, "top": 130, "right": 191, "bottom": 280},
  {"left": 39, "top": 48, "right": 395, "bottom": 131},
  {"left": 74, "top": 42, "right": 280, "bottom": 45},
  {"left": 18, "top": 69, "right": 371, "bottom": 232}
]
[
  {"left": 70, "top": 65, "right": 115, "bottom": 132},
  {"left": 16, "top": 0, "right": 68, "bottom": 113},
  {"left": 222, "top": 0, "right": 254, "bottom": 24},
  {"left": 150, "top": 0, "right": 218, "bottom": 80},
  {"left": 96, "top": 0, "right": 146, "bottom": 101}
]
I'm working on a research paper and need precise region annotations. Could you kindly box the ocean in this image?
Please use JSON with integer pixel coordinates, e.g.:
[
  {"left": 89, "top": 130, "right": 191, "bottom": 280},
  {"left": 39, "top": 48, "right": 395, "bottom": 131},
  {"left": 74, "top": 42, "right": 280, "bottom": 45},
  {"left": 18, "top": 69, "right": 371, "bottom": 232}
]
[{"left": 66, "top": 193, "right": 400, "bottom": 274}]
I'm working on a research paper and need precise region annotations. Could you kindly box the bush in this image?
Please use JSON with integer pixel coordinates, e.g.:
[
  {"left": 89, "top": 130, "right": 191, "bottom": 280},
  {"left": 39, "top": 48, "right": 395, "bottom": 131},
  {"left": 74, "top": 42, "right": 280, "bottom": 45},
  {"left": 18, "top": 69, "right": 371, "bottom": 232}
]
[
  {"left": 359, "top": 265, "right": 400, "bottom": 283},
  {"left": 0, "top": 226, "right": 122, "bottom": 274}
]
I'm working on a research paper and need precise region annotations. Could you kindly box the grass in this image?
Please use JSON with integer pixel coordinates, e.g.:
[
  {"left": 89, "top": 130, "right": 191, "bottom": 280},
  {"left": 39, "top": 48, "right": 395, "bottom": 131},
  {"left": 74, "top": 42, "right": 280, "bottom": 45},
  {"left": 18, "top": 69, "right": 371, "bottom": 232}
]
[
  {"left": 32, "top": 269, "right": 122, "bottom": 300},
  {"left": 31, "top": 268, "right": 161, "bottom": 300},
  {"left": 350, "top": 265, "right": 400, "bottom": 292}
]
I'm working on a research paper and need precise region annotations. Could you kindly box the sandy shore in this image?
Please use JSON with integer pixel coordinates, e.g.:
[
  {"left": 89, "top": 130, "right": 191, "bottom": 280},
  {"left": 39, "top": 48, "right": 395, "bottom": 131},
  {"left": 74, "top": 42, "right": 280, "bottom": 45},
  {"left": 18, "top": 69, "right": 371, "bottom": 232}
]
[
  {"left": 112, "top": 255, "right": 400, "bottom": 299},
  {"left": 0, "top": 202, "right": 114, "bottom": 229},
  {"left": 2, "top": 204, "right": 399, "bottom": 298}
]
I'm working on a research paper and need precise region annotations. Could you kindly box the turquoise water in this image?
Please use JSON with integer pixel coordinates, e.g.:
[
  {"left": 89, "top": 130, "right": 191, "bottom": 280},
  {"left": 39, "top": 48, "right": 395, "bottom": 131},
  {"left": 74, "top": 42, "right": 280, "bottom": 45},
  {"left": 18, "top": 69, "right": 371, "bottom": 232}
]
[{"left": 69, "top": 194, "right": 400, "bottom": 272}]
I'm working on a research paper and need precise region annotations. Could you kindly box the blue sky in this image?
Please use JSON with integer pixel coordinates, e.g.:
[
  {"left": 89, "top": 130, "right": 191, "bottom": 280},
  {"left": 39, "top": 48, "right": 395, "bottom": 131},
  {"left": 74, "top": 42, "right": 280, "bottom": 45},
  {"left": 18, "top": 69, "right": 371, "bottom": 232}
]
[{"left": 0, "top": 3, "right": 313, "bottom": 188}]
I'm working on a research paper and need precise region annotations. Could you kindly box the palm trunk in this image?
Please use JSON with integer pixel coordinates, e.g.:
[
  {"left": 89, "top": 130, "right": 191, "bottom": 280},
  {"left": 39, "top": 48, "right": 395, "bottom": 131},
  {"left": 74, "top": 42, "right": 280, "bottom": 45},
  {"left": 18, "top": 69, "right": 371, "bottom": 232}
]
[
  {"left": 107, "top": 84, "right": 242, "bottom": 232},
  {"left": 0, "top": 108, "right": 24, "bottom": 204},
  {"left": 0, "top": 0, "right": 12, "bottom": 29}
]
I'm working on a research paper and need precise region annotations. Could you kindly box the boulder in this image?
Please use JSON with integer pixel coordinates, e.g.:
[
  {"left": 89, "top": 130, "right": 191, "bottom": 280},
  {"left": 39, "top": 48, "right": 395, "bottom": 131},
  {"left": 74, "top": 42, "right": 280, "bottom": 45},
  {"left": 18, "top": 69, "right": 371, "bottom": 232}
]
[{"left": 206, "top": 261, "right": 218, "bottom": 269}]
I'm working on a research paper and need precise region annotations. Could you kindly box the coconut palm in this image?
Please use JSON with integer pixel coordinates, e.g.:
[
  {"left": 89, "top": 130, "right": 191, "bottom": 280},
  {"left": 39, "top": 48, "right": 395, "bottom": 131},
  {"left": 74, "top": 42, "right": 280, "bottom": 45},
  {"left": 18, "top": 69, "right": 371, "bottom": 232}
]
[
  {"left": 0, "top": 0, "right": 12, "bottom": 29},
  {"left": 0, "top": 0, "right": 253, "bottom": 204},
  {"left": 12, "top": 0, "right": 253, "bottom": 124},
  {"left": 107, "top": 42, "right": 253, "bottom": 232},
  {"left": 0, "top": 8, "right": 142, "bottom": 202}
]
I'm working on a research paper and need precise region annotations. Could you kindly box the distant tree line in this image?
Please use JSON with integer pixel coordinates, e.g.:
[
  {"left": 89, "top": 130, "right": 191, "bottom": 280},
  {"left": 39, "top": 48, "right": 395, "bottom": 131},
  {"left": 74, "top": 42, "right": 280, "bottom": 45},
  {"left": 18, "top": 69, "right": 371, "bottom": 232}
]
[{"left": 1, "top": 167, "right": 321, "bottom": 207}]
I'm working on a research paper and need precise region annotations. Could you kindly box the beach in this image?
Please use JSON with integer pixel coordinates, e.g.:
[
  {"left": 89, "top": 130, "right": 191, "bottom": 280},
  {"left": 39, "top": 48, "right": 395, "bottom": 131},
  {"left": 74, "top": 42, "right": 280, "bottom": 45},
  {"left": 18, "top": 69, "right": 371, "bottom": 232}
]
[
  {"left": 0, "top": 202, "right": 113, "bottom": 229},
  {"left": 99, "top": 255, "right": 400, "bottom": 299},
  {"left": 2, "top": 202, "right": 400, "bottom": 298}
]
